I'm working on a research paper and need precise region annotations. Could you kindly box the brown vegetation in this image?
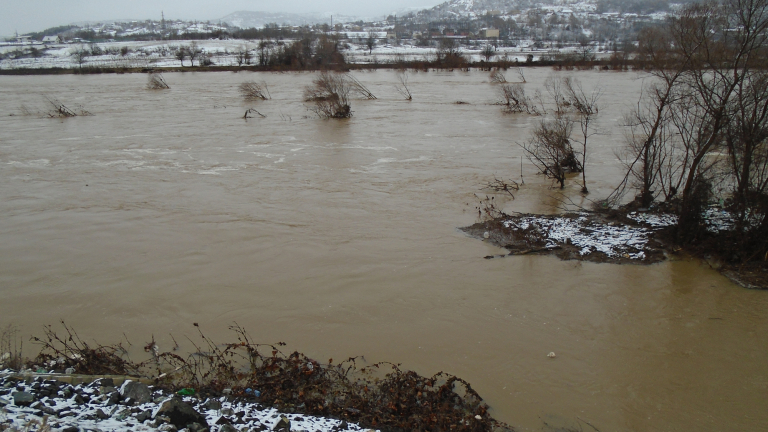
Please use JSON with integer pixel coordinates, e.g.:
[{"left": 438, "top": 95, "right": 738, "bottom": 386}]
[
  {"left": 303, "top": 72, "right": 375, "bottom": 119},
  {"left": 239, "top": 80, "right": 270, "bottom": 100},
  {"left": 146, "top": 72, "right": 170, "bottom": 90},
  {"left": 521, "top": 115, "right": 582, "bottom": 189},
  {"left": 13, "top": 321, "right": 511, "bottom": 432}
]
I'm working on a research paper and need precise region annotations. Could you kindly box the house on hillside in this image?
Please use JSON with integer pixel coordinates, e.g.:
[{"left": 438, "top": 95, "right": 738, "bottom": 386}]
[
  {"left": 42, "top": 35, "right": 61, "bottom": 44},
  {"left": 480, "top": 28, "right": 500, "bottom": 38}
]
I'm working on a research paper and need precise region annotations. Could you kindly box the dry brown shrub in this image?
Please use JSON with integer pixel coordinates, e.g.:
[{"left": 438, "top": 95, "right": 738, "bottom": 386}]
[
  {"left": 147, "top": 73, "right": 170, "bottom": 90},
  {"left": 239, "top": 80, "right": 270, "bottom": 100}
]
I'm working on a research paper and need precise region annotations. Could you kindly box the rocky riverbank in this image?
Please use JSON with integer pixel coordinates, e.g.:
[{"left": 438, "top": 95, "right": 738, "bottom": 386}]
[{"left": 0, "top": 372, "right": 371, "bottom": 432}]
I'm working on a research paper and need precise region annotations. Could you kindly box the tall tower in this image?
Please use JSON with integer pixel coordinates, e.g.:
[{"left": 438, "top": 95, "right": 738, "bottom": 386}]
[{"left": 161, "top": 11, "right": 166, "bottom": 31}]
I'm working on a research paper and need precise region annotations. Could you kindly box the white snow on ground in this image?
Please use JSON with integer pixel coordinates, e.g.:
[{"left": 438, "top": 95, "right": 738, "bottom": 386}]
[
  {"left": 0, "top": 39, "right": 610, "bottom": 70},
  {"left": 627, "top": 212, "right": 678, "bottom": 228},
  {"left": 0, "top": 372, "right": 376, "bottom": 432},
  {"left": 703, "top": 208, "right": 737, "bottom": 232},
  {"left": 504, "top": 214, "right": 650, "bottom": 259},
  {"left": 629, "top": 209, "right": 751, "bottom": 233}
]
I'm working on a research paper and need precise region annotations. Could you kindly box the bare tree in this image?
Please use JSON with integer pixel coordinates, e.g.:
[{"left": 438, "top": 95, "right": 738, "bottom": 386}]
[
  {"left": 481, "top": 44, "right": 495, "bottom": 62},
  {"left": 147, "top": 73, "right": 170, "bottom": 90},
  {"left": 521, "top": 115, "right": 581, "bottom": 189},
  {"left": 490, "top": 69, "right": 506, "bottom": 83},
  {"left": 609, "top": 0, "right": 768, "bottom": 255},
  {"left": 366, "top": 31, "right": 377, "bottom": 55},
  {"left": 346, "top": 74, "right": 377, "bottom": 100},
  {"left": 188, "top": 42, "right": 202, "bottom": 67},
  {"left": 43, "top": 96, "right": 92, "bottom": 118},
  {"left": 544, "top": 75, "right": 570, "bottom": 114},
  {"left": 514, "top": 67, "right": 526, "bottom": 83},
  {"left": 303, "top": 71, "right": 353, "bottom": 119},
  {"left": 174, "top": 46, "right": 187, "bottom": 67},
  {"left": 395, "top": 71, "right": 412, "bottom": 100},
  {"left": 235, "top": 45, "right": 251, "bottom": 66},
  {"left": 239, "top": 81, "right": 271, "bottom": 100},
  {"left": 563, "top": 77, "right": 601, "bottom": 193},
  {"left": 70, "top": 45, "right": 89, "bottom": 68},
  {"left": 498, "top": 83, "right": 539, "bottom": 115},
  {"left": 257, "top": 40, "right": 271, "bottom": 66}
]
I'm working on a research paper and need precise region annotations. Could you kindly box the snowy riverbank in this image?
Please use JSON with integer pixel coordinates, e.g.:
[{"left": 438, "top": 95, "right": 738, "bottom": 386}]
[{"left": 1, "top": 372, "right": 375, "bottom": 432}]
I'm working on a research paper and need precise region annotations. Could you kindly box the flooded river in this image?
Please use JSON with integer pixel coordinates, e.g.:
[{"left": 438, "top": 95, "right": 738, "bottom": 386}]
[{"left": 1, "top": 69, "right": 766, "bottom": 431}]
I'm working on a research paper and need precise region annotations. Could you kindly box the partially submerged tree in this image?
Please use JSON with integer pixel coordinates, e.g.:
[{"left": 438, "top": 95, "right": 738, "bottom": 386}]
[
  {"left": 147, "top": 73, "right": 170, "bottom": 90},
  {"left": 563, "top": 77, "right": 601, "bottom": 193},
  {"left": 490, "top": 69, "right": 506, "bottom": 83},
  {"left": 239, "top": 81, "right": 271, "bottom": 100},
  {"left": 498, "top": 83, "right": 540, "bottom": 115},
  {"left": 43, "top": 96, "right": 92, "bottom": 118},
  {"left": 395, "top": 71, "right": 413, "bottom": 100},
  {"left": 521, "top": 115, "right": 581, "bottom": 189},
  {"left": 303, "top": 71, "right": 353, "bottom": 119}
]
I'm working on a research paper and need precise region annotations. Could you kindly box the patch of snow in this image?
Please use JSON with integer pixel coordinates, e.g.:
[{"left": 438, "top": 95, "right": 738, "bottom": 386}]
[
  {"left": 627, "top": 212, "right": 678, "bottom": 228},
  {"left": 504, "top": 214, "right": 652, "bottom": 259}
]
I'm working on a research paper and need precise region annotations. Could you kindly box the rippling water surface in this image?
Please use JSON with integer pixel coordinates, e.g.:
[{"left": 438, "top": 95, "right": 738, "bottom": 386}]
[{"left": 1, "top": 69, "right": 766, "bottom": 431}]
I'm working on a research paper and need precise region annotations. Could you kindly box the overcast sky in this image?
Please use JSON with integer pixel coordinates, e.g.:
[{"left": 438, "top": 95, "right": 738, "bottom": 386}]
[{"left": 1, "top": 0, "right": 444, "bottom": 37}]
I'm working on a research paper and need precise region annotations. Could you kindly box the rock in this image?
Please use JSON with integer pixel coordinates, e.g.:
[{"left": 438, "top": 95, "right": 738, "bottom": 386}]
[
  {"left": 158, "top": 424, "right": 178, "bottom": 432},
  {"left": 62, "top": 427, "right": 79, "bottom": 432},
  {"left": 137, "top": 409, "right": 152, "bottom": 422},
  {"left": 95, "top": 378, "right": 115, "bottom": 387},
  {"left": 221, "top": 407, "right": 234, "bottom": 416},
  {"left": 216, "top": 416, "right": 232, "bottom": 425},
  {"left": 202, "top": 398, "right": 222, "bottom": 411},
  {"left": 12, "top": 391, "right": 35, "bottom": 407},
  {"left": 121, "top": 381, "right": 152, "bottom": 404},
  {"left": 219, "top": 425, "right": 238, "bottom": 432},
  {"left": 107, "top": 391, "right": 120, "bottom": 406},
  {"left": 65, "top": 367, "right": 76, "bottom": 374},
  {"left": 272, "top": 415, "right": 291, "bottom": 432},
  {"left": 100, "top": 386, "right": 117, "bottom": 396},
  {"left": 95, "top": 408, "right": 110, "bottom": 420},
  {"left": 153, "top": 415, "right": 171, "bottom": 426},
  {"left": 188, "top": 423, "right": 209, "bottom": 432},
  {"left": 0, "top": 397, "right": 11, "bottom": 407},
  {"left": 155, "top": 397, "right": 209, "bottom": 429}
]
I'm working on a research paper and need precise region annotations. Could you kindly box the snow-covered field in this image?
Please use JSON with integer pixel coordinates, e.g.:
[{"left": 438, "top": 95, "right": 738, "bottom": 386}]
[
  {"left": 0, "top": 371, "right": 375, "bottom": 432},
  {"left": 0, "top": 39, "right": 610, "bottom": 70}
]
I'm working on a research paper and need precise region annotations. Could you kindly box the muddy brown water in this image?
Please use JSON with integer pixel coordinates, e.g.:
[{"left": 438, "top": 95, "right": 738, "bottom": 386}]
[{"left": 1, "top": 69, "right": 766, "bottom": 431}]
